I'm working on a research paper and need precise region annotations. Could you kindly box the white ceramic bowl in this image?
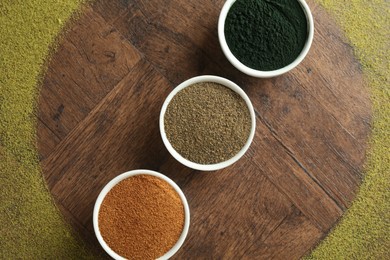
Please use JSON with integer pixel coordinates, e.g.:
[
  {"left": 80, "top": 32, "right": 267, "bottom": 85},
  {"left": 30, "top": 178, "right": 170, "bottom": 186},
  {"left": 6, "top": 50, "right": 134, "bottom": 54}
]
[
  {"left": 160, "top": 75, "right": 256, "bottom": 171},
  {"left": 218, "top": 0, "right": 314, "bottom": 78},
  {"left": 93, "top": 169, "right": 190, "bottom": 260}
]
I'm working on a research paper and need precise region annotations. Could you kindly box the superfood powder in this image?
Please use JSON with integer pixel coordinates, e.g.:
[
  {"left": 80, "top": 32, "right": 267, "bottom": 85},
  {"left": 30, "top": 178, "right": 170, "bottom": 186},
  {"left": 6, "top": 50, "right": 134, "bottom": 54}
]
[
  {"left": 164, "top": 82, "right": 251, "bottom": 164},
  {"left": 98, "top": 174, "right": 185, "bottom": 260},
  {"left": 224, "top": 0, "right": 308, "bottom": 71}
]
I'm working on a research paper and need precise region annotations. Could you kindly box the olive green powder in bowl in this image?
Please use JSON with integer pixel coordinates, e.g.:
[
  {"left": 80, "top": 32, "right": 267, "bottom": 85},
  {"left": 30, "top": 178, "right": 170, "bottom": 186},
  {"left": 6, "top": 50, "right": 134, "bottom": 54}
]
[{"left": 164, "top": 82, "right": 252, "bottom": 165}]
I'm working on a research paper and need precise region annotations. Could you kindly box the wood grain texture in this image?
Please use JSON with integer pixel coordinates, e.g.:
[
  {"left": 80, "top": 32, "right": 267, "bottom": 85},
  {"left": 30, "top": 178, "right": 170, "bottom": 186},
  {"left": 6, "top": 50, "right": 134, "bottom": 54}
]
[
  {"left": 37, "top": 6, "right": 141, "bottom": 160},
  {"left": 38, "top": 0, "right": 371, "bottom": 259}
]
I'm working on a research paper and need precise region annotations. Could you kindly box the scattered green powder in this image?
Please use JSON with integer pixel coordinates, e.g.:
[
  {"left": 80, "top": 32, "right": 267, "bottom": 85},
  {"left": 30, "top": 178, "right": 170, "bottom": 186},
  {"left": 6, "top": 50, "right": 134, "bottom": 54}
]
[
  {"left": 225, "top": 0, "right": 308, "bottom": 71},
  {"left": 164, "top": 82, "right": 251, "bottom": 164},
  {"left": 0, "top": 0, "right": 94, "bottom": 258},
  {"left": 305, "top": 0, "right": 390, "bottom": 259}
]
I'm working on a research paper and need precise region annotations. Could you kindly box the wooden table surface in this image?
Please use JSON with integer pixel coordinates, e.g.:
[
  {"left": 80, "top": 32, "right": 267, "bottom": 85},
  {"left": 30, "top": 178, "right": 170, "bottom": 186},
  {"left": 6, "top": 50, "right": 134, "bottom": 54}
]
[{"left": 37, "top": 0, "right": 371, "bottom": 259}]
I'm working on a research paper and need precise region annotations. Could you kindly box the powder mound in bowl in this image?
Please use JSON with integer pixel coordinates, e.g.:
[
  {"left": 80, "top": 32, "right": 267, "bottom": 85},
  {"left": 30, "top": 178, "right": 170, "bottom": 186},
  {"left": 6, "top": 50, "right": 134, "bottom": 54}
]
[
  {"left": 164, "top": 82, "right": 252, "bottom": 164},
  {"left": 98, "top": 175, "right": 185, "bottom": 260},
  {"left": 224, "top": 0, "right": 308, "bottom": 71}
]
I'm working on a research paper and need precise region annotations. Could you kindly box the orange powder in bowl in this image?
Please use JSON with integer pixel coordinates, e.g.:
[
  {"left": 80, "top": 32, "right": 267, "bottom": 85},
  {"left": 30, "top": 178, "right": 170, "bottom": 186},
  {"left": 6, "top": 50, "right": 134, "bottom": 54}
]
[{"left": 98, "top": 174, "right": 185, "bottom": 259}]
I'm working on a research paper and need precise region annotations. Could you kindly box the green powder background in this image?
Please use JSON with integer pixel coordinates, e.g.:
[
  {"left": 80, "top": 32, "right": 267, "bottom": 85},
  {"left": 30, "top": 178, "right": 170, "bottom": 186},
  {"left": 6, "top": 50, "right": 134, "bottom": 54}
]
[
  {"left": 0, "top": 0, "right": 388, "bottom": 259},
  {"left": 306, "top": 0, "right": 389, "bottom": 258},
  {"left": 0, "top": 0, "right": 93, "bottom": 258}
]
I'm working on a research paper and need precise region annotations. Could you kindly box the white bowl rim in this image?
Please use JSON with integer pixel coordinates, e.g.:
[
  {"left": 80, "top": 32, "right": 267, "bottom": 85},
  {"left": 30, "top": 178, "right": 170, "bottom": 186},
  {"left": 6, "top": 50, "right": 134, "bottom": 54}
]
[
  {"left": 160, "top": 75, "right": 256, "bottom": 171},
  {"left": 218, "top": 0, "right": 315, "bottom": 78},
  {"left": 93, "top": 169, "right": 190, "bottom": 260}
]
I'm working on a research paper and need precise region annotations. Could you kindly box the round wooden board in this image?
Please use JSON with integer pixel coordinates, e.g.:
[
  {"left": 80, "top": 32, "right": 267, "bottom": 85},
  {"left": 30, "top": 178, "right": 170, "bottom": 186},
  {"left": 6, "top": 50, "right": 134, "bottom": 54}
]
[{"left": 37, "top": 0, "right": 371, "bottom": 258}]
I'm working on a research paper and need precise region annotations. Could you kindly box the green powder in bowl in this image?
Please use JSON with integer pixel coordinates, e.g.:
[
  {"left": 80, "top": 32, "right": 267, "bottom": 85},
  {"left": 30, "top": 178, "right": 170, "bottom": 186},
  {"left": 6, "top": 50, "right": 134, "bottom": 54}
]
[{"left": 219, "top": 0, "right": 314, "bottom": 77}]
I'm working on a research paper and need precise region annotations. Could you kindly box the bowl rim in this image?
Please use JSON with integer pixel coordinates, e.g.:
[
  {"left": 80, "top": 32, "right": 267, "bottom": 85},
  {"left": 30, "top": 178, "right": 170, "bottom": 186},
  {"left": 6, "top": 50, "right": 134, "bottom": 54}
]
[
  {"left": 218, "top": 0, "right": 315, "bottom": 78},
  {"left": 159, "top": 75, "right": 256, "bottom": 171},
  {"left": 93, "top": 169, "right": 190, "bottom": 260}
]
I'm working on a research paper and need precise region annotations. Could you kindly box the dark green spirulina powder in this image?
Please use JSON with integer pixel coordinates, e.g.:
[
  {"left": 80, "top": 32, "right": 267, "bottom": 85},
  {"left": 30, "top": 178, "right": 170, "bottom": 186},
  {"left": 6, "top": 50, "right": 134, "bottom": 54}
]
[
  {"left": 164, "top": 82, "right": 251, "bottom": 165},
  {"left": 225, "top": 0, "right": 308, "bottom": 71}
]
